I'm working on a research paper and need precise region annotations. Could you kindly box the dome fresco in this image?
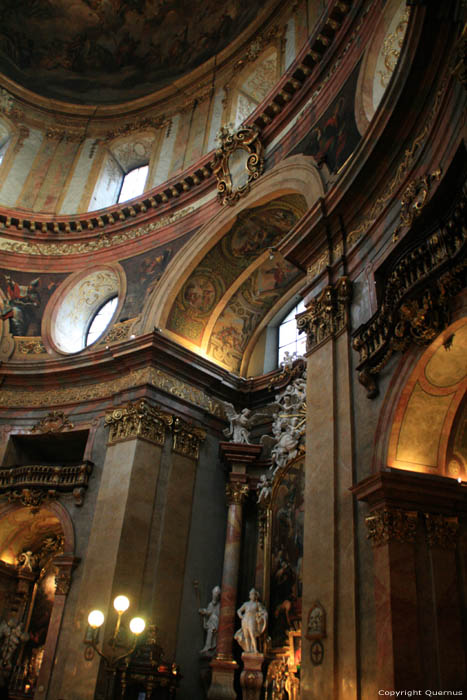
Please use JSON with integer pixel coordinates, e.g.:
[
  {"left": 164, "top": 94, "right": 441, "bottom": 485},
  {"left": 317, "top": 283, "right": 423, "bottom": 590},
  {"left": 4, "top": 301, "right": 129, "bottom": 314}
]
[{"left": 0, "top": 0, "right": 264, "bottom": 104}]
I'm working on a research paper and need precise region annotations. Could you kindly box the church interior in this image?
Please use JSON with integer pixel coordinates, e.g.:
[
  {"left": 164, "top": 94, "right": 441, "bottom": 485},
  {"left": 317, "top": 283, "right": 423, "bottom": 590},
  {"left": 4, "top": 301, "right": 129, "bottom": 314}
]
[{"left": 0, "top": 0, "right": 465, "bottom": 698}]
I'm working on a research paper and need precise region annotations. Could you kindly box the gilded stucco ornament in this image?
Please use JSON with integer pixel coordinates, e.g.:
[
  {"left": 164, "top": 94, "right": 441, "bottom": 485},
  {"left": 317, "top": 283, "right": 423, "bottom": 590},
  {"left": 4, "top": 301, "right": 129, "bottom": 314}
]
[
  {"left": 353, "top": 190, "right": 466, "bottom": 398},
  {"left": 392, "top": 169, "right": 441, "bottom": 242},
  {"left": 225, "top": 481, "right": 249, "bottom": 506},
  {"left": 0, "top": 463, "right": 92, "bottom": 507},
  {"left": 296, "top": 277, "right": 352, "bottom": 351},
  {"left": 424, "top": 513, "right": 459, "bottom": 550},
  {"left": 32, "top": 410, "right": 74, "bottom": 434},
  {"left": 212, "top": 125, "right": 264, "bottom": 206},
  {"left": 105, "top": 399, "right": 173, "bottom": 446},
  {"left": 365, "top": 508, "right": 418, "bottom": 547},
  {"left": 172, "top": 416, "right": 206, "bottom": 460}
]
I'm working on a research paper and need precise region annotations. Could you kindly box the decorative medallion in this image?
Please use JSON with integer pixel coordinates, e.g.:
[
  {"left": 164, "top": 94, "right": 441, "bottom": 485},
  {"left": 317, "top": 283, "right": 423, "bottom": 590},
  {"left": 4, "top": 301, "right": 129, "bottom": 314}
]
[
  {"left": 310, "top": 640, "right": 324, "bottom": 666},
  {"left": 32, "top": 411, "right": 74, "bottom": 434},
  {"left": 212, "top": 125, "right": 264, "bottom": 206},
  {"left": 305, "top": 601, "right": 326, "bottom": 641}
]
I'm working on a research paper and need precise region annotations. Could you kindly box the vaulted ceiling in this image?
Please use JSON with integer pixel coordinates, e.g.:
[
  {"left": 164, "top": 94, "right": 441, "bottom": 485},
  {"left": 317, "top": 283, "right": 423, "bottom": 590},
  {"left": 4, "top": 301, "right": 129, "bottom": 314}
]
[{"left": 0, "top": 0, "right": 264, "bottom": 104}]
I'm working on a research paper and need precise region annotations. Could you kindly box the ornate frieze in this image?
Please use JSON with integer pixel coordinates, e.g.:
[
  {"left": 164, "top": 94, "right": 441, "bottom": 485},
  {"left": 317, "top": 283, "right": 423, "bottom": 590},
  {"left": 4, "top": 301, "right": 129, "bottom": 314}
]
[
  {"left": 365, "top": 508, "right": 418, "bottom": 547},
  {"left": 353, "top": 192, "right": 466, "bottom": 397},
  {"left": 105, "top": 399, "right": 173, "bottom": 446},
  {"left": 16, "top": 338, "right": 47, "bottom": 355},
  {"left": 296, "top": 277, "right": 352, "bottom": 351},
  {"left": 225, "top": 481, "right": 249, "bottom": 506},
  {"left": 424, "top": 513, "right": 459, "bottom": 550},
  {"left": 32, "top": 410, "right": 74, "bottom": 434},
  {"left": 172, "top": 416, "right": 206, "bottom": 459},
  {"left": 212, "top": 125, "right": 264, "bottom": 206}
]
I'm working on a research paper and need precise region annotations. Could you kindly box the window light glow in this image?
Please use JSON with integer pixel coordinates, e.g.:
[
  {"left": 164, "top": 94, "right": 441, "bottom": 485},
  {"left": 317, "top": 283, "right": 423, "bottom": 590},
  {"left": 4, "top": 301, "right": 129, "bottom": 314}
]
[
  {"left": 118, "top": 165, "right": 149, "bottom": 204},
  {"left": 278, "top": 300, "right": 306, "bottom": 366},
  {"left": 86, "top": 296, "right": 118, "bottom": 347}
]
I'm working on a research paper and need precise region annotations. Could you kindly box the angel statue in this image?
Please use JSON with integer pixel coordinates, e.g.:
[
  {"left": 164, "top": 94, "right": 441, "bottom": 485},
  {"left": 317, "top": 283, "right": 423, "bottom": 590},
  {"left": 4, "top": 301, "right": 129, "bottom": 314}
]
[
  {"left": 234, "top": 588, "right": 268, "bottom": 654},
  {"left": 222, "top": 403, "right": 278, "bottom": 445}
]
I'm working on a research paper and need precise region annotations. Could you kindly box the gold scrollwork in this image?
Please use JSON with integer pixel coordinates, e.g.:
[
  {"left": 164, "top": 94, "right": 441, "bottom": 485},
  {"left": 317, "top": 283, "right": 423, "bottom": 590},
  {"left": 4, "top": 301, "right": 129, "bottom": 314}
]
[
  {"left": 105, "top": 399, "right": 173, "bottom": 446},
  {"left": 225, "top": 481, "right": 249, "bottom": 505},
  {"left": 365, "top": 508, "right": 418, "bottom": 547},
  {"left": 172, "top": 416, "right": 206, "bottom": 460},
  {"left": 212, "top": 125, "right": 264, "bottom": 206},
  {"left": 393, "top": 169, "right": 442, "bottom": 241},
  {"left": 8, "top": 488, "right": 57, "bottom": 512}
]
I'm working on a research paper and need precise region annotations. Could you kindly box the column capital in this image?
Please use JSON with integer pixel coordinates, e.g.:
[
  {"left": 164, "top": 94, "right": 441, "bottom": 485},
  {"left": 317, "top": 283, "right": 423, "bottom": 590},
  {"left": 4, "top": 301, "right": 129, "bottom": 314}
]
[
  {"left": 365, "top": 507, "right": 418, "bottom": 547},
  {"left": 105, "top": 399, "right": 173, "bottom": 446},
  {"left": 424, "top": 513, "right": 459, "bottom": 549},
  {"left": 172, "top": 416, "right": 206, "bottom": 459},
  {"left": 297, "top": 276, "right": 352, "bottom": 352},
  {"left": 225, "top": 480, "right": 249, "bottom": 506}
]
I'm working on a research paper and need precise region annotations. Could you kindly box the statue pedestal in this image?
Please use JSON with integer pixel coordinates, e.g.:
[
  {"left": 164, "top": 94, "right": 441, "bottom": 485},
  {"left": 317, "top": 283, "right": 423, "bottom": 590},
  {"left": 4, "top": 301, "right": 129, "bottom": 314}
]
[
  {"left": 207, "top": 658, "right": 237, "bottom": 700},
  {"left": 240, "top": 653, "right": 264, "bottom": 700}
]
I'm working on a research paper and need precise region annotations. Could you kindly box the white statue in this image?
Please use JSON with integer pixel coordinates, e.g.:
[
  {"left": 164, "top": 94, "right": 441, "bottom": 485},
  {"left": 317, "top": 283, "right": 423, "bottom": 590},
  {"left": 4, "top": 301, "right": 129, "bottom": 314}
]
[
  {"left": 234, "top": 588, "right": 268, "bottom": 654},
  {"left": 199, "top": 585, "right": 221, "bottom": 655},
  {"left": 0, "top": 619, "right": 28, "bottom": 671},
  {"left": 223, "top": 403, "right": 277, "bottom": 445},
  {"left": 257, "top": 474, "right": 272, "bottom": 504}
]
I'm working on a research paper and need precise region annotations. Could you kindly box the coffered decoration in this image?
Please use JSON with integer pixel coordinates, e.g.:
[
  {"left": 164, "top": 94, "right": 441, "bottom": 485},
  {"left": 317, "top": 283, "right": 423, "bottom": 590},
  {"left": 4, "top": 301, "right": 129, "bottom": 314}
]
[{"left": 212, "top": 125, "right": 264, "bottom": 206}]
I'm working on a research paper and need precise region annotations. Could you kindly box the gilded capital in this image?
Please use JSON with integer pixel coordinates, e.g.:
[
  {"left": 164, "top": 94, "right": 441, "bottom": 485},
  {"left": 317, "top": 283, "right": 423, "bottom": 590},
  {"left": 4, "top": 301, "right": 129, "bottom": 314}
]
[
  {"left": 424, "top": 513, "right": 459, "bottom": 549},
  {"left": 225, "top": 481, "right": 249, "bottom": 505},
  {"left": 172, "top": 416, "right": 206, "bottom": 459},
  {"left": 105, "top": 399, "right": 173, "bottom": 446},
  {"left": 365, "top": 508, "right": 418, "bottom": 547},
  {"left": 296, "top": 277, "right": 352, "bottom": 351}
]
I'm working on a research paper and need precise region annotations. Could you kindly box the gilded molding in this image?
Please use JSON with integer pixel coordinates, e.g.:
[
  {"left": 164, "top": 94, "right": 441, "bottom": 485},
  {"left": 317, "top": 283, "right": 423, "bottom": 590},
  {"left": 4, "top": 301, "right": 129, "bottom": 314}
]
[
  {"left": 353, "top": 191, "right": 466, "bottom": 398},
  {"left": 296, "top": 277, "right": 352, "bottom": 351},
  {"left": 32, "top": 410, "right": 74, "bottom": 433},
  {"left": 212, "top": 125, "right": 264, "bottom": 206},
  {"left": 0, "top": 366, "right": 225, "bottom": 416},
  {"left": 0, "top": 205, "right": 195, "bottom": 257},
  {"left": 100, "top": 318, "right": 136, "bottom": 345},
  {"left": 225, "top": 481, "right": 249, "bottom": 506},
  {"left": 365, "top": 508, "right": 418, "bottom": 547},
  {"left": 172, "top": 416, "right": 206, "bottom": 460},
  {"left": 105, "top": 399, "right": 173, "bottom": 445},
  {"left": 424, "top": 513, "right": 459, "bottom": 550}
]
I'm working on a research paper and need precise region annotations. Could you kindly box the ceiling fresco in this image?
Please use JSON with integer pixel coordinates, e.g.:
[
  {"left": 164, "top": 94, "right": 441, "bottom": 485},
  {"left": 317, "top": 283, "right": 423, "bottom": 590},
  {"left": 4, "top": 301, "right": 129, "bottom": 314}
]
[
  {"left": 166, "top": 193, "right": 307, "bottom": 371},
  {"left": 0, "top": 0, "right": 264, "bottom": 104}
]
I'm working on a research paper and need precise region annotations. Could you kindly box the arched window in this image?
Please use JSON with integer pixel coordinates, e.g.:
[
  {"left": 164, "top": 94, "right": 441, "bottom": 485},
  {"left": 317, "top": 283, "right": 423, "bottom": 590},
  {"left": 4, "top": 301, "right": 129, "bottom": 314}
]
[
  {"left": 118, "top": 164, "right": 149, "bottom": 204},
  {"left": 85, "top": 296, "right": 118, "bottom": 347},
  {"left": 278, "top": 299, "right": 306, "bottom": 365}
]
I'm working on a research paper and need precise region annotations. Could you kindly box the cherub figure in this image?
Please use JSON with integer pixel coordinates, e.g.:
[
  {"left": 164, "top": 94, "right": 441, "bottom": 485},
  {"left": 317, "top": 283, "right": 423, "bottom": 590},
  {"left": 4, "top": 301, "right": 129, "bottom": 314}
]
[{"left": 257, "top": 474, "right": 272, "bottom": 505}]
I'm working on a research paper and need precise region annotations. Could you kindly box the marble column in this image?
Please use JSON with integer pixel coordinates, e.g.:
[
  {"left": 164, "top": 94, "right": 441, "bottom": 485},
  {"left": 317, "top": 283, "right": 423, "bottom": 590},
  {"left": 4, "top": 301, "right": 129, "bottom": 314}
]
[
  {"left": 296, "top": 277, "right": 358, "bottom": 699},
  {"left": 57, "top": 399, "right": 172, "bottom": 700},
  {"left": 208, "top": 442, "right": 261, "bottom": 700}
]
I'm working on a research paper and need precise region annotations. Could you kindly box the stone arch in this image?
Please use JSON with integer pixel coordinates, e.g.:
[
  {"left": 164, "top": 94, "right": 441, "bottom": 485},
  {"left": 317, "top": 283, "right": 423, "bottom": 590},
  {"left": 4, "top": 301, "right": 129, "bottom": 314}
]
[
  {"left": 141, "top": 155, "right": 324, "bottom": 342},
  {"left": 373, "top": 316, "right": 467, "bottom": 479}
]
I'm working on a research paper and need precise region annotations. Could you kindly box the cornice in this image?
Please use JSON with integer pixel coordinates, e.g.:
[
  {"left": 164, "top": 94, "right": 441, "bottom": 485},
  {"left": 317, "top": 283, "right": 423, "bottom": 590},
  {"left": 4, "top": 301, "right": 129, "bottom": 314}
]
[{"left": 0, "top": 0, "right": 355, "bottom": 245}]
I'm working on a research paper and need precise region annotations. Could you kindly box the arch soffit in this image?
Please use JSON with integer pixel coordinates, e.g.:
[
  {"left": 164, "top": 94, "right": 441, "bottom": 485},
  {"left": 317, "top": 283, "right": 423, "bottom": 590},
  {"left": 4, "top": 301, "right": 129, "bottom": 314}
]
[
  {"left": 0, "top": 501, "right": 75, "bottom": 563},
  {"left": 141, "top": 155, "right": 324, "bottom": 336},
  {"left": 375, "top": 317, "right": 467, "bottom": 479}
]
